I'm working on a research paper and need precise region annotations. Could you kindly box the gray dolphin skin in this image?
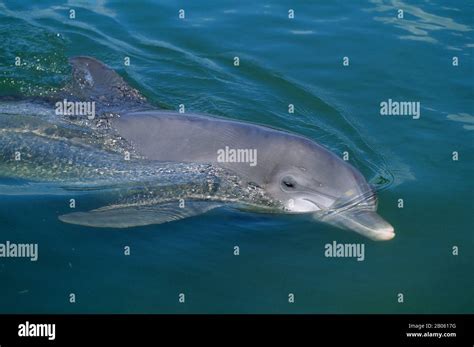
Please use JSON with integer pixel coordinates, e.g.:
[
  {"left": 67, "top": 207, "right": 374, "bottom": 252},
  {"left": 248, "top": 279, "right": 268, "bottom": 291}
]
[{"left": 0, "top": 56, "right": 395, "bottom": 241}]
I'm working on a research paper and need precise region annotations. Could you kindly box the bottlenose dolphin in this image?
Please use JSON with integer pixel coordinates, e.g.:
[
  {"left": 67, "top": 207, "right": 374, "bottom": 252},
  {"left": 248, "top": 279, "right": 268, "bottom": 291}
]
[{"left": 0, "top": 56, "right": 395, "bottom": 241}]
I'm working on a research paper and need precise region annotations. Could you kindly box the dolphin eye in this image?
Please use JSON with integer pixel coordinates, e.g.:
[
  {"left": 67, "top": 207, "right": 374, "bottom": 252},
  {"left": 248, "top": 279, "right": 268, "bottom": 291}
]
[{"left": 281, "top": 176, "right": 296, "bottom": 189}]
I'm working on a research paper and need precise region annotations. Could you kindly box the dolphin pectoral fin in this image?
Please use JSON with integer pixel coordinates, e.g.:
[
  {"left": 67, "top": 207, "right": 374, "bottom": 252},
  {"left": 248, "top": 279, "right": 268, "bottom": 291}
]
[
  {"left": 58, "top": 201, "right": 221, "bottom": 228},
  {"left": 65, "top": 56, "right": 149, "bottom": 111},
  {"left": 323, "top": 209, "right": 395, "bottom": 241}
]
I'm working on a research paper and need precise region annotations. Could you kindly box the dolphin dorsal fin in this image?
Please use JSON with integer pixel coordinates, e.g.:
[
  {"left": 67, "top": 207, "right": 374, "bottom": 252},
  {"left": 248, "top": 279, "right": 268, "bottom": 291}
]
[{"left": 63, "top": 56, "right": 149, "bottom": 113}]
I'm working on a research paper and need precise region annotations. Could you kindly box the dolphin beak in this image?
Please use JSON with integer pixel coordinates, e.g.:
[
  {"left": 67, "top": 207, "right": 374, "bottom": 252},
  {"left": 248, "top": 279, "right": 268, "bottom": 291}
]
[{"left": 322, "top": 209, "right": 395, "bottom": 241}]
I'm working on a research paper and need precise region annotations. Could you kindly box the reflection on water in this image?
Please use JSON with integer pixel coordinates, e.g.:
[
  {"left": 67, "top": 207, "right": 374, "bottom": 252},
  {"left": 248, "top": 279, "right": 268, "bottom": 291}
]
[
  {"left": 369, "top": 0, "right": 471, "bottom": 46},
  {"left": 447, "top": 113, "right": 474, "bottom": 131}
]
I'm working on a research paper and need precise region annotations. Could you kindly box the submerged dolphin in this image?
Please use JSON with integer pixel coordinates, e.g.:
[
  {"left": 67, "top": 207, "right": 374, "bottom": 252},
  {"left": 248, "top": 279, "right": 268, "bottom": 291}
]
[{"left": 0, "top": 56, "right": 395, "bottom": 240}]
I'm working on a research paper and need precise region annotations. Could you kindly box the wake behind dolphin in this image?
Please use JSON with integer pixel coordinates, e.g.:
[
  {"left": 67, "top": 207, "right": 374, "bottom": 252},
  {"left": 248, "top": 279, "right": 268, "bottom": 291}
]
[{"left": 0, "top": 57, "right": 395, "bottom": 241}]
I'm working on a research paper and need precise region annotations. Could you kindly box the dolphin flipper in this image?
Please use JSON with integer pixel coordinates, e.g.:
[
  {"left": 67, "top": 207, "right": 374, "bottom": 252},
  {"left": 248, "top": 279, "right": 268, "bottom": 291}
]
[
  {"left": 58, "top": 201, "right": 221, "bottom": 228},
  {"left": 63, "top": 56, "right": 150, "bottom": 113}
]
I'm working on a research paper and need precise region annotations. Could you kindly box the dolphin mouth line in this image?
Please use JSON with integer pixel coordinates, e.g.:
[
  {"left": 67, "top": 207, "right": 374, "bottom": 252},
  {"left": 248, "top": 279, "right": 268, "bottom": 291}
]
[
  {"left": 339, "top": 210, "right": 395, "bottom": 240},
  {"left": 308, "top": 189, "right": 395, "bottom": 241},
  {"left": 302, "top": 198, "right": 324, "bottom": 211},
  {"left": 300, "top": 188, "right": 377, "bottom": 216},
  {"left": 317, "top": 206, "right": 395, "bottom": 241},
  {"left": 318, "top": 189, "right": 378, "bottom": 218}
]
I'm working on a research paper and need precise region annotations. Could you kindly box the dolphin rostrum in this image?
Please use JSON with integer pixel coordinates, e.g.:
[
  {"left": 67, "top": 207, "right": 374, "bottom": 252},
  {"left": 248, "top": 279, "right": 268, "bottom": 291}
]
[{"left": 0, "top": 56, "right": 395, "bottom": 241}]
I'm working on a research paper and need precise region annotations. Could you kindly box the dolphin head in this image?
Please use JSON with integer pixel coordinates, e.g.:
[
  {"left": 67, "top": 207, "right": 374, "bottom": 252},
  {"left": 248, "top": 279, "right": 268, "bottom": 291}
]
[{"left": 263, "top": 137, "right": 395, "bottom": 241}]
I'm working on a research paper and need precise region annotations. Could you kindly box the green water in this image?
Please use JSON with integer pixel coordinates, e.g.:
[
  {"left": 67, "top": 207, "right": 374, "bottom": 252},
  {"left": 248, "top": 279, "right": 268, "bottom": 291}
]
[{"left": 0, "top": 0, "right": 472, "bottom": 313}]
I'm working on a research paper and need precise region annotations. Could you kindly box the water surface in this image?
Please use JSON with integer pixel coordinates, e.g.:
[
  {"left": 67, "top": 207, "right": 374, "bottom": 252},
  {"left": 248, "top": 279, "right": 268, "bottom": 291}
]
[{"left": 0, "top": 0, "right": 472, "bottom": 313}]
